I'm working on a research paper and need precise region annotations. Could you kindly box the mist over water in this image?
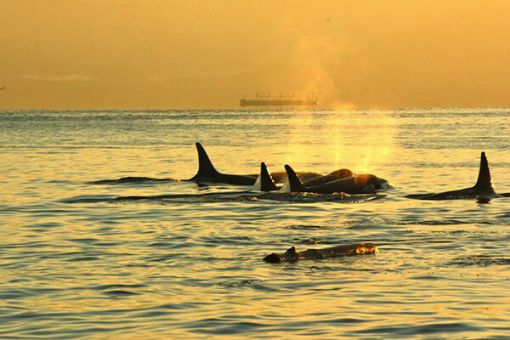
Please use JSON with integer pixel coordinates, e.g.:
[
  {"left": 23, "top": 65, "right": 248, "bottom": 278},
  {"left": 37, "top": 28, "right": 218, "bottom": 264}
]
[{"left": 1, "top": 109, "right": 510, "bottom": 338}]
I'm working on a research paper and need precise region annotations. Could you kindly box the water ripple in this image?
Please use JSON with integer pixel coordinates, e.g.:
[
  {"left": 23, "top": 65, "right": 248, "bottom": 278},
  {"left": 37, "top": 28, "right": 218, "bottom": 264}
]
[{"left": 2, "top": 109, "right": 510, "bottom": 338}]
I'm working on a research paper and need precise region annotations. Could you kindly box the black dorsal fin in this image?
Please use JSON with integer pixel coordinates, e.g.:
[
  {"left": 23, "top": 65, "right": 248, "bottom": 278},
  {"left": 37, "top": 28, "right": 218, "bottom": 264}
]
[
  {"left": 474, "top": 152, "right": 495, "bottom": 193},
  {"left": 284, "top": 165, "right": 306, "bottom": 192},
  {"left": 255, "top": 162, "right": 278, "bottom": 192},
  {"left": 285, "top": 246, "right": 297, "bottom": 254},
  {"left": 191, "top": 142, "right": 219, "bottom": 179}
]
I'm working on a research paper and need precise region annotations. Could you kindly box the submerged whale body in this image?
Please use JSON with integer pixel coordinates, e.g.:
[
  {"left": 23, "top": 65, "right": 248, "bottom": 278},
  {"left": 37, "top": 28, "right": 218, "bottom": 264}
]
[
  {"left": 406, "top": 152, "right": 510, "bottom": 202},
  {"left": 89, "top": 176, "right": 175, "bottom": 184},
  {"left": 283, "top": 164, "right": 389, "bottom": 194},
  {"left": 264, "top": 243, "right": 378, "bottom": 263}
]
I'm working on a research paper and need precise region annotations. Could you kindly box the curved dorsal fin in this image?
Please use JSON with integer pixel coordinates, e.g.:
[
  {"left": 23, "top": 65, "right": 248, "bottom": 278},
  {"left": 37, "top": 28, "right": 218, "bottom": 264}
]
[
  {"left": 191, "top": 142, "right": 219, "bottom": 179},
  {"left": 254, "top": 162, "right": 278, "bottom": 192},
  {"left": 474, "top": 152, "right": 495, "bottom": 193},
  {"left": 283, "top": 165, "right": 306, "bottom": 192}
]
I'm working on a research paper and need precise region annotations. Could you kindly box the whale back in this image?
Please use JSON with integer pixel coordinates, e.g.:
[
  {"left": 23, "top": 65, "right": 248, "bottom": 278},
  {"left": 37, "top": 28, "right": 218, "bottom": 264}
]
[
  {"left": 283, "top": 165, "right": 307, "bottom": 192},
  {"left": 303, "top": 168, "right": 353, "bottom": 187},
  {"left": 262, "top": 246, "right": 299, "bottom": 263},
  {"left": 254, "top": 162, "right": 278, "bottom": 192},
  {"left": 473, "top": 152, "right": 495, "bottom": 194}
]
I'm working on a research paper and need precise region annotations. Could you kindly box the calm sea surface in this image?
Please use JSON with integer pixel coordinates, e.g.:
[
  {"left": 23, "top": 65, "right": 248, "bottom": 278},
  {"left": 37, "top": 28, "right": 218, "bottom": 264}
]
[{"left": 1, "top": 109, "right": 510, "bottom": 338}]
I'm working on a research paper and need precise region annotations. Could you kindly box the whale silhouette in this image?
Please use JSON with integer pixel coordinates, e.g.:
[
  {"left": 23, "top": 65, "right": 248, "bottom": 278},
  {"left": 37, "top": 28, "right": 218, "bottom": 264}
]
[
  {"left": 188, "top": 142, "right": 257, "bottom": 185},
  {"left": 264, "top": 243, "right": 378, "bottom": 263},
  {"left": 254, "top": 161, "right": 355, "bottom": 192},
  {"left": 282, "top": 164, "right": 389, "bottom": 194},
  {"left": 406, "top": 152, "right": 510, "bottom": 202}
]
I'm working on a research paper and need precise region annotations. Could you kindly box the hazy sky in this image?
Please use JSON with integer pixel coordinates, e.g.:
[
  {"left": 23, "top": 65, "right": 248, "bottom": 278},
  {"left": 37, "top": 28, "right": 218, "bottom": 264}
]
[{"left": 1, "top": 0, "right": 510, "bottom": 109}]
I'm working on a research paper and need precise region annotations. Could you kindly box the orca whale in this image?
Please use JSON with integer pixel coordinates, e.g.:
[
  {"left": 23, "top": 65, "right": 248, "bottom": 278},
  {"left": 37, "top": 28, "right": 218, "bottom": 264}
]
[
  {"left": 254, "top": 161, "right": 356, "bottom": 192},
  {"left": 264, "top": 243, "right": 378, "bottom": 263},
  {"left": 188, "top": 142, "right": 257, "bottom": 185},
  {"left": 283, "top": 164, "right": 389, "bottom": 194},
  {"left": 406, "top": 152, "right": 510, "bottom": 201}
]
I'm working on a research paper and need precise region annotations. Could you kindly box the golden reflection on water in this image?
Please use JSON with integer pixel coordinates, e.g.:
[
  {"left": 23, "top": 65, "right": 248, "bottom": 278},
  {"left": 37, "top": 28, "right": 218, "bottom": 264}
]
[{"left": 2, "top": 110, "right": 510, "bottom": 338}]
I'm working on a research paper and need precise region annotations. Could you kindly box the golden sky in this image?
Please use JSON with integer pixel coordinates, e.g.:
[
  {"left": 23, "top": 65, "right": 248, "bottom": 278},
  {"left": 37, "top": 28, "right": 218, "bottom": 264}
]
[{"left": 1, "top": 0, "right": 509, "bottom": 109}]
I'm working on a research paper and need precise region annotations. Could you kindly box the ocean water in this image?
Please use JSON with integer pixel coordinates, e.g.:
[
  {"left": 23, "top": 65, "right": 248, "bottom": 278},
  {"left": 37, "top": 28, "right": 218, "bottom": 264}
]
[{"left": 1, "top": 109, "right": 509, "bottom": 338}]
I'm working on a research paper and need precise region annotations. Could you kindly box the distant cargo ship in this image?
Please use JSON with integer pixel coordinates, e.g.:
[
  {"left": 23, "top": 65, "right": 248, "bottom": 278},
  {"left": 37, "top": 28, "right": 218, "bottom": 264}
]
[{"left": 240, "top": 94, "right": 317, "bottom": 107}]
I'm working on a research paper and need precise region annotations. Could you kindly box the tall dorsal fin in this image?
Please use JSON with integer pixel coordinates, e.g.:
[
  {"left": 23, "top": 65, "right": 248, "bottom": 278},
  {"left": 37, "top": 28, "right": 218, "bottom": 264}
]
[
  {"left": 191, "top": 142, "right": 219, "bottom": 179},
  {"left": 254, "top": 162, "right": 278, "bottom": 191},
  {"left": 283, "top": 165, "right": 306, "bottom": 192},
  {"left": 474, "top": 152, "right": 494, "bottom": 193}
]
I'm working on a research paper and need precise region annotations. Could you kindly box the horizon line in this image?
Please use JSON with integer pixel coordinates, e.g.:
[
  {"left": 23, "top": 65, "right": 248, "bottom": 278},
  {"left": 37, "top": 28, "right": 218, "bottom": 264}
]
[{"left": 1, "top": 106, "right": 510, "bottom": 112}]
